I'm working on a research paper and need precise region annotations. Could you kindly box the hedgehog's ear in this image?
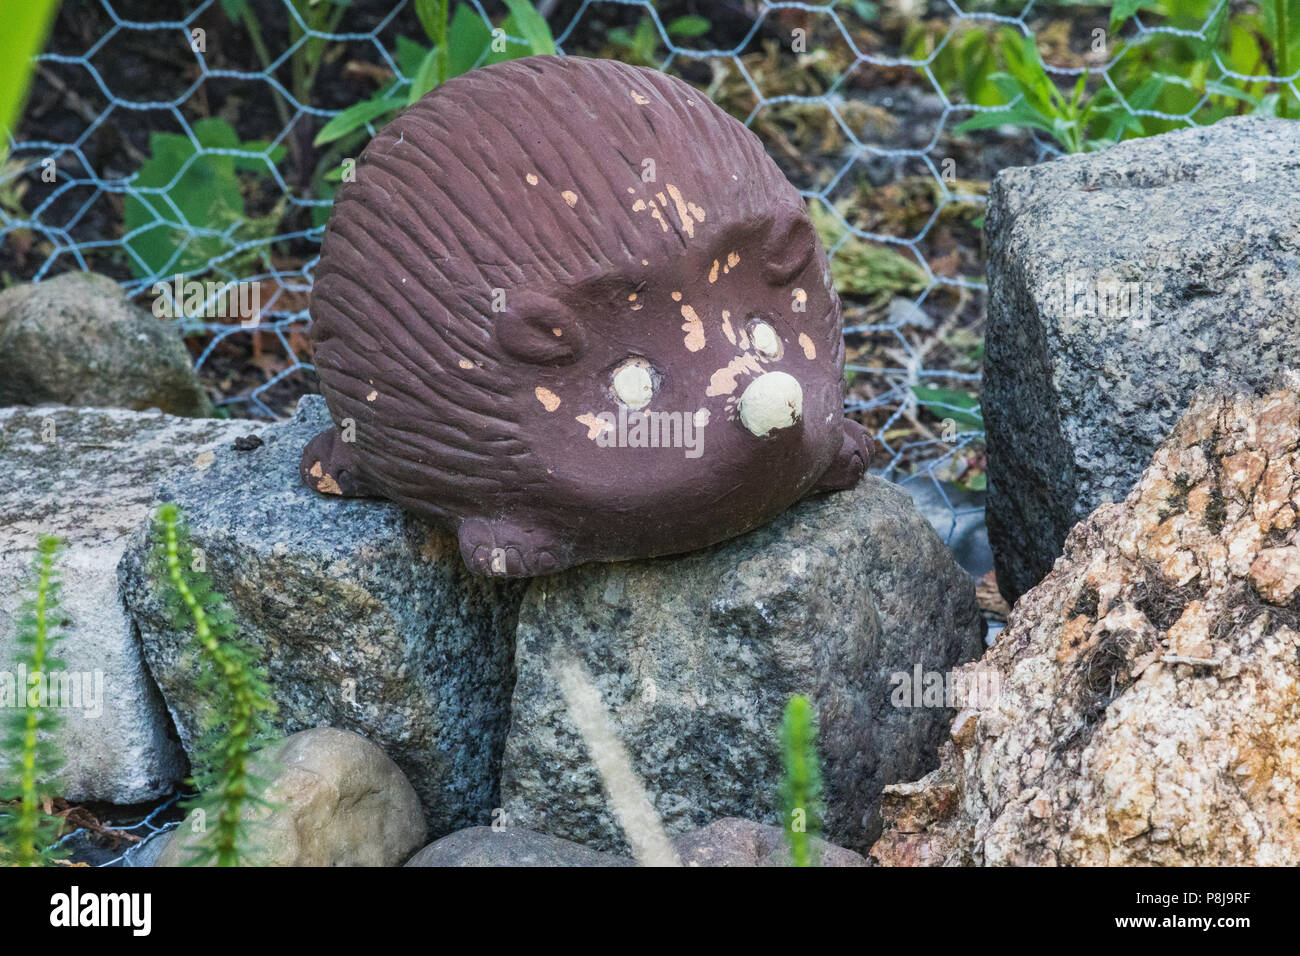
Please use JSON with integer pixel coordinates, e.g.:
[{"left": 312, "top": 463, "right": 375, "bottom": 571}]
[
  {"left": 496, "top": 291, "right": 584, "bottom": 366},
  {"left": 762, "top": 208, "right": 817, "bottom": 286}
]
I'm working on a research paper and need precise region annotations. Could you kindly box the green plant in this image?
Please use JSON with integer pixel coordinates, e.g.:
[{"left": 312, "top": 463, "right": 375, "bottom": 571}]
[
  {"left": 123, "top": 117, "right": 286, "bottom": 280},
  {"left": 314, "top": 0, "right": 555, "bottom": 149},
  {"left": 0, "top": 537, "right": 67, "bottom": 867},
  {"left": 904, "top": 19, "right": 1002, "bottom": 106},
  {"left": 955, "top": 31, "right": 1124, "bottom": 152},
  {"left": 221, "top": 0, "right": 350, "bottom": 113},
  {"left": 605, "top": 14, "right": 711, "bottom": 67},
  {"left": 151, "top": 504, "right": 277, "bottom": 866},
  {"left": 0, "top": 0, "right": 58, "bottom": 144},
  {"left": 778, "top": 694, "right": 824, "bottom": 868},
  {"left": 912, "top": 385, "right": 984, "bottom": 430}
]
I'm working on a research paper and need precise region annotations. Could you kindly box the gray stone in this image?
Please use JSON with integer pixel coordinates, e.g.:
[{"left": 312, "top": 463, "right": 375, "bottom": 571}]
[
  {"left": 406, "top": 818, "right": 869, "bottom": 866},
  {"left": 0, "top": 405, "right": 259, "bottom": 803},
  {"left": 406, "top": 826, "right": 633, "bottom": 867},
  {"left": 500, "top": 475, "right": 984, "bottom": 854},
  {"left": 0, "top": 273, "right": 211, "bottom": 417},
  {"left": 156, "top": 728, "right": 425, "bottom": 866},
  {"left": 674, "top": 817, "right": 868, "bottom": 866},
  {"left": 118, "top": 396, "right": 525, "bottom": 837},
  {"left": 984, "top": 116, "right": 1300, "bottom": 603}
]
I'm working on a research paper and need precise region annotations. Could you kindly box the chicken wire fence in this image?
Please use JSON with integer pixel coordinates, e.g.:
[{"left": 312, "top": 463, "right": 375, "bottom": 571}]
[{"left": 2, "top": 0, "right": 1281, "bottom": 545}]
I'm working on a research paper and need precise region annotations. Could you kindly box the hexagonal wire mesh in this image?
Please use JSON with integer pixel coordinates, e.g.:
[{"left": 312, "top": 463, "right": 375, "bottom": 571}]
[
  {"left": 4, "top": 0, "right": 1296, "bottom": 866},
  {"left": 4, "top": 0, "right": 1295, "bottom": 557}
]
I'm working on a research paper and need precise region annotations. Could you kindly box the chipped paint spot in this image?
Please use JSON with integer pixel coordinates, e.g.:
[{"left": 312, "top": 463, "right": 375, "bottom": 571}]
[
  {"left": 649, "top": 206, "right": 668, "bottom": 232},
  {"left": 632, "top": 199, "right": 647, "bottom": 212},
  {"left": 641, "top": 258, "right": 649, "bottom": 265},
  {"left": 693, "top": 408, "right": 710, "bottom": 427},
  {"left": 681, "top": 305, "right": 705, "bottom": 351},
  {"left": 721, "top": 310, "right": 736, "bottom": 345},
  {"left": 309, "top": 461, "right": 323, "bottom": 478},
  {"left": 552, "top": 328, "right": 563, "bottom": 337},
  {"left": 727, "top": 251, "right": 740, "bottom": 269},
  {"left": 688, "top": 203, "right": 705, "bottom": 222},
  {"left": 626, "top": 186, "right": 636, "bottom": 194},
  {"left": 630, "top": 90, "right": 650, "bottom": 105},
  {"left": 525, "top": 173, "right": 539, "bottom": 186},
  {"left": 366, "top": 389, "right": 378, "bottom": 402},
  {"left": 671, "top": 291, "right": 682, "bottom": 302},
  {"left": 631, "top": 302, "right": 644, "bottom": 311},
  {"left": 628, "top": 293, "right": 638, "bottom": 302},
  {"left": 561, "top": 190, "right": 579, "bottom": 208},
  {"left": 535, "top": 387, "right": 562, "bottom": 411},
  {"left": 664, "top": 183, "right": 697, "bottom": 239},
  {"left": 798, "top": 333, "right": 816, "bottom": 360},
  {"left": 706, "top": 354, "right": 763, "bottom": 397},
  {"left": 318, "top": 473, "right": 342, "bottom": 495},
  {"left": 576, "top": 412, "right": 612, "bottom": 440},
  {"left": 708, "top": 260, "right": 719, "bottom": 283},
  {"left": 458, "top": 359, "right": 474, "bottom": 370}
]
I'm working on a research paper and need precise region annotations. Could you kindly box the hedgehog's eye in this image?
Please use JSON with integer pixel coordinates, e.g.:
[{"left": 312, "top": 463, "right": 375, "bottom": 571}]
[
  {"left": 612, "top": 358, "right": 654, "bottom": 409},
  {"left": 749, "top": 319, "right": 782, "bottom": 359}
]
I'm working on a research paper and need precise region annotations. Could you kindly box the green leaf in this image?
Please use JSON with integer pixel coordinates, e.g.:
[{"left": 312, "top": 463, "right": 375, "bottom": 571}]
[
  {"left": 666, "top": 15, "right": 711, "bottom": 38},
  {"left": 313, "top": 96, "right": 403, "bottom": 147},
  {"left": 500, "top": 0, "right": 556, "bottom": 55},
  {"left": 446, "top": 4, "right": 492, "bottom": 78},
  {"left": 912, "top": 386, "right": 984, "bottom": 429},
  {"left": 395, "top": 35, "right": 432, "bottom": 79},
  {"left": 1109, "top": 0, "right": 1154, "bottom": 31},
  {"left": 413, "top": 0, "right": 446, "bottom": 46},
  {"left": 408, "top": 46, "right": 443, "bottom": 103}
]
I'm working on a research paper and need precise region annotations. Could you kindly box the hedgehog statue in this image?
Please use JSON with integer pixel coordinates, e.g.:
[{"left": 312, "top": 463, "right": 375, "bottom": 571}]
[{"left": 301, "top": 55, "right": 872, "bottom": 577}]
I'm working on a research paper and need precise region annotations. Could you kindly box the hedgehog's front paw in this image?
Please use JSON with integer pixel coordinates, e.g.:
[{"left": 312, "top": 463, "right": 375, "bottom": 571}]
[
  {"left": 457, "top": 517, "right": 563, "bottom": 578},
  {"left": 812, "top": 418, "right": 872, "bottom": 493},
  {"left": 300, "top": 426, "right": 369, "bottom": 498}
]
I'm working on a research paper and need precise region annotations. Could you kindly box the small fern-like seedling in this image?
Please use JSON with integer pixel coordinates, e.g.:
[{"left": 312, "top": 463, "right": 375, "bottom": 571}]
[
  {"left": 778, "top": 694, "right": 825, "bottom": 868},
  {"left": 0, "top": 536, "right": 68, "bottom": 866},
  {"left": 151, "top": 504, "right": 277, "bottom": 866}
]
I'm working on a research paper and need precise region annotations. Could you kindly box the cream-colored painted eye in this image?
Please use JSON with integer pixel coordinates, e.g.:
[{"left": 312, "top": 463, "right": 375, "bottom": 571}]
[
  {"left": 751, "top": 320, "right": 782, "bottom": 359},
  {"left": 612, "top": 359, "right": 654, "bottom": 409}
]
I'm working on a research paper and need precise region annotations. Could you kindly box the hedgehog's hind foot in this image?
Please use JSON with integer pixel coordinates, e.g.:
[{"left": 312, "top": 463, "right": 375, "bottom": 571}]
[
  {"left": 457, "top": 516, "right": 565, "bottom": 578},
  {"left": 300, "top": 426, "right": 369, "bottom": 498},
  {"left": 812, "top": 418, "right": 872, "bottom": 493}
]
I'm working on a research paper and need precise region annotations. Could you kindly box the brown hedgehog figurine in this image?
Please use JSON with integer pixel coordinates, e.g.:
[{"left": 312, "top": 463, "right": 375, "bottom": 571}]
[{"left": 302, "top": 55, "right": 872, "bottom": 577}]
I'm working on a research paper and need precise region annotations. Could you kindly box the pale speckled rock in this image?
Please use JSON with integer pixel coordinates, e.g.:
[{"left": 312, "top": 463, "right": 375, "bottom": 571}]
[
  {"left": 872, "top": 387, "right": 1300, "bottom": 866},
  {"left": 156, "top": 728, "right": 424, "bottom": 866},
  {"left": 118, "top": 396, "right": 525, "bottom": 836},
  {"left": 984, "top": 116, "right": 1300, "bottom": 603},
  {"left": 673, "top": 818, "right": 868, "bottom": 866},
  {"left": 405, "top": 826, "right": 633, "bottom": 867},
  {"left": 0, "top": 405, "right": 260, "bottom": 803},
  {"left": 0, "top": 273, "right": 211, "bottom": 417},
  {"left": 500, "top": 475, "right": 984, "bottom": 854},
  {"left": 405, "top": 818, "right": 867, "bottom": 866}
]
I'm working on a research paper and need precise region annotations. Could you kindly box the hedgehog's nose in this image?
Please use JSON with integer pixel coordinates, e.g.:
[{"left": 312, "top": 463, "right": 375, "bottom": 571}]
[{"left": 739, "top": 371, "right": 803, "bottom": 437}]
